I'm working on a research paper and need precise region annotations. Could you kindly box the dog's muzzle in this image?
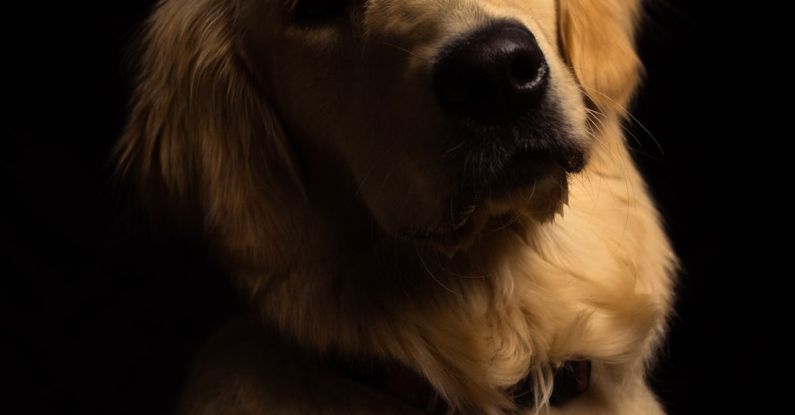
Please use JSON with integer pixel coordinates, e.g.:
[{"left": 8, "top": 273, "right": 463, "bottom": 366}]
[
  {"left": 432, "top": 21, "right": 584, "bottom": 198},
  {"left": 434, "top": 21, "right": 549, "bottom": 124},
  {"left": 433, "top": 21, "right": 584, "bottom": 183}
]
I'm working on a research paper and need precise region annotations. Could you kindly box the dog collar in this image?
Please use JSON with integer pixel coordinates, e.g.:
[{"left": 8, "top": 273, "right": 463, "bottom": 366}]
[
  {"left": 331, "top": 357, "right": 591, "bottom": 412},
  {"left": 513, "top": 360, "right": 592, "bottom": 408}
]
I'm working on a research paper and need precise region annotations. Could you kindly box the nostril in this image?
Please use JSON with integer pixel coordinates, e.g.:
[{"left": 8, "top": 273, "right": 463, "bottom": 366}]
[{"left": 511, "top": 52, "right": 545, "bottom": 88}]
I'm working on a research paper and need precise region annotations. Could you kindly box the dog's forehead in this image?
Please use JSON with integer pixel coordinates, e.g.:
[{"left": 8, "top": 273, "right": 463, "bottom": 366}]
[
  {"left": 360, "top": 0, "right": 559, "bottom": 49},
  {"left": 363, "top": 0, "right": 556, "bottom": 24}
]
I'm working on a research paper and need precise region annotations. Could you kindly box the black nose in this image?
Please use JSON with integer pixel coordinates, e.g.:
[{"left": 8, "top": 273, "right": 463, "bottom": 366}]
[{"left": 434, "top": 22, "right": 549, "bottom": 124}]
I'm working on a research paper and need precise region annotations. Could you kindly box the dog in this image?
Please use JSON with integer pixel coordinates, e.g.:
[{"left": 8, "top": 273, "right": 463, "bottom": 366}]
[{"left": 116, "top": 0, "right": 677, "bottom": 413}]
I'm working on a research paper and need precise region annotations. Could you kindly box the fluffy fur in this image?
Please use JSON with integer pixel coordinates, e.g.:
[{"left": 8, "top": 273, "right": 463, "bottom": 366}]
[{"left": 117, "top": 0, "right": 677, "bottom": 414}]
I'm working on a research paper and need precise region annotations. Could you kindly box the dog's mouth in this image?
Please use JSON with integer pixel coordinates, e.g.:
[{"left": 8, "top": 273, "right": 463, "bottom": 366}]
[{"left": 400, "top": 149, "right": 581, "bottom": 253}]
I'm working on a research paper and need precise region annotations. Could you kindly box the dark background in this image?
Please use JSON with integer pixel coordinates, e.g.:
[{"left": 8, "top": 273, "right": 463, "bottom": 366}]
[{"left": 4, "top": 2, "right": 765, "bottom": 414}]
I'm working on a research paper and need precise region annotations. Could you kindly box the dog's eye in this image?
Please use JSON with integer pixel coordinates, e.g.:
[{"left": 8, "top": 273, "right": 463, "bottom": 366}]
[{"left": 293, "top": 0, "right": 347, "bottom": 22}]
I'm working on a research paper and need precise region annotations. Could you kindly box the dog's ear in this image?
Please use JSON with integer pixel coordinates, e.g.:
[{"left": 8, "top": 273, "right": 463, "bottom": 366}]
[
  {"left": 558, "top": 0, "right": 643, "bottom": 115},
  {"left": 116, "top": 1, "right": 306, "bottom": 273}
]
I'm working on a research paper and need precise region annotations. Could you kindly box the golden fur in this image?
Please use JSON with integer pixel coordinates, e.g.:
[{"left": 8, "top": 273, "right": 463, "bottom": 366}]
[{"left": 117, "top": 0, "right": 677, "bottom": 413}]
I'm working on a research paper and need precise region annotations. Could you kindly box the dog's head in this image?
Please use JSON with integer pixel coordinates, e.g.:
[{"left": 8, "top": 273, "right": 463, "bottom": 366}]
[{"left": 118, "top": 0, "right": 642, "bottom": 269}]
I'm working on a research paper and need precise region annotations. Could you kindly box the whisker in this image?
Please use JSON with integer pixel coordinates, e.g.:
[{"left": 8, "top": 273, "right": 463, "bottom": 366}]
[
  {"left": 414, "top": 241, "right": 462, "bottom": 297},
  {"left": 372, "top": 40, "right": 423, "bottom": 59},
  {"left": 578, "top": 84, "right": 664, "bottom": 155}
]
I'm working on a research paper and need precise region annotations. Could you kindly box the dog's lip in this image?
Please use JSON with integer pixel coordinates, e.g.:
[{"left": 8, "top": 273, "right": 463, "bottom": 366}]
[
  {"left": 483, "top": 148, "right": 579, "bottom": 200},
  {"left": 508, "top": 147, "right": 585, "bottom": 176},
  {"left": 400, "top": 152, "right": 577, "bottom": 245}
]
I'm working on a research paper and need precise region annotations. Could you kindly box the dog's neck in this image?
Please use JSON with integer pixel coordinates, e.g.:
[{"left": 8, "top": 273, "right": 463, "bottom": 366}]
[{"left": 248, "top": 116, "right": 645, "bottom": 413}]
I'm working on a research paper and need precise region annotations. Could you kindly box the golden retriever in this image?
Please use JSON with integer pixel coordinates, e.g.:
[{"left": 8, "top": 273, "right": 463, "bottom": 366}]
[{"left": 116, "top": 0, "right": 677, "bottom": 414}]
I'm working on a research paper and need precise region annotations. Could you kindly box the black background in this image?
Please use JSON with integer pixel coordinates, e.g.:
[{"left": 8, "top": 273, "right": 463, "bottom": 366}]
[{"left": 4, "top": 2, "right": 766, "bottom": 414}]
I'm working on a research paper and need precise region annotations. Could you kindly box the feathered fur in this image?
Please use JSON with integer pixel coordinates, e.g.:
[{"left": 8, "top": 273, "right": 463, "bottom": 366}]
[{"left": 117, "top": 0, "right": 677, "bottom": 414}]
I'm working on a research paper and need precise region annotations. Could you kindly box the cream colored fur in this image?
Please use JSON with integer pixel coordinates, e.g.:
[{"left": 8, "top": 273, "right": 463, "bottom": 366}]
[{"left": 117, "top": 0, "right": 677, "bottom": 414}]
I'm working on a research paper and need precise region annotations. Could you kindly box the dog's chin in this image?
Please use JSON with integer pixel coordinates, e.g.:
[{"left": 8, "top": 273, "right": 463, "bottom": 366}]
[{"left": 402, "top": 172, "right": 570, "bottom": 257}]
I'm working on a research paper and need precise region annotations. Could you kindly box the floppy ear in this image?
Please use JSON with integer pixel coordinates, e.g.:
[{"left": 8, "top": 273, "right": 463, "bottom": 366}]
[
  {"left": 116, "top": 1, "right": 306, "bottom": 273},
  {"left": 559, "top": 0, "right": 643, "bottom": 115}
]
